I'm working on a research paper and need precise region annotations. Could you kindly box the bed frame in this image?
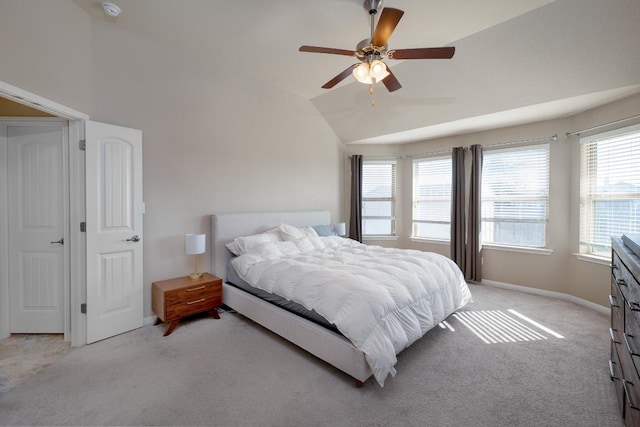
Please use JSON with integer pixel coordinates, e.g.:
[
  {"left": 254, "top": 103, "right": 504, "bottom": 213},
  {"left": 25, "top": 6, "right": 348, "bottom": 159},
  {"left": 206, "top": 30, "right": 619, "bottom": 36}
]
[{"left": 210, "top": 211, "right": 372, "bottom": 387}]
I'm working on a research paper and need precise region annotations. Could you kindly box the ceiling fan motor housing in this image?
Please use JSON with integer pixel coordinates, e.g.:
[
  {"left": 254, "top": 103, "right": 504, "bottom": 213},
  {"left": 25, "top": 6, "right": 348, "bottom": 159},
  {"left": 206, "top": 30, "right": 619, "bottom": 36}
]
[{"left": 364, "top": 0, "right": 383, "bottom": 14}]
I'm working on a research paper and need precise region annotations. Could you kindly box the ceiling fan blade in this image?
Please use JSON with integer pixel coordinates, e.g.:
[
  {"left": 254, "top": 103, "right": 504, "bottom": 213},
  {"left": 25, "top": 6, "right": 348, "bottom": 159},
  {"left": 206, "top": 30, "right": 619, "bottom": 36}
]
[
  {"left": 299, "top": 45, "right": 356, "bottom": 57},
  {"left": 371, "top": 8, "right": 404, "bottom": 47},
  {"left": 322, "top": 64, "right": 359, "bottom": 89},
  {"left": 388, "top": 47, "right": 455, "bottom": 60},
  {"left": 382, "top": 68, "right": 402, "bottom": 92}
]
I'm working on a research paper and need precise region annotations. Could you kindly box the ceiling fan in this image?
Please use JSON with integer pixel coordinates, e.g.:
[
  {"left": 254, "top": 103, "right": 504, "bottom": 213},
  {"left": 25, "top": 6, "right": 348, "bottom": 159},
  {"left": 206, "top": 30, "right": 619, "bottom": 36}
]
[{"left": 299, "top": 0, "right": 455, "bottom": 96}]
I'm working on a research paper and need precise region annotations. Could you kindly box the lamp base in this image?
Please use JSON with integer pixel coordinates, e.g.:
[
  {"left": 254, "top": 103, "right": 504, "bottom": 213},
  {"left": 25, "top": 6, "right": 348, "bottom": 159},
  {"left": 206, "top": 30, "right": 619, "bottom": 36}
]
[{"left": 189, "top": 272, "right": 203, "bottom": 280}]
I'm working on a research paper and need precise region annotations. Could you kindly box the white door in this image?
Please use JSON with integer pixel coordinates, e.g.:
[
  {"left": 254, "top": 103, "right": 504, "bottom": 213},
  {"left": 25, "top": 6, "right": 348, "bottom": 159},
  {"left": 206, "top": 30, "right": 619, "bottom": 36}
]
[
  {"left": 85, "top": 121, "right": 143, "bottom": 343},
  {"left": 7, "top": 123, "right": 67, "bottom": 333}
]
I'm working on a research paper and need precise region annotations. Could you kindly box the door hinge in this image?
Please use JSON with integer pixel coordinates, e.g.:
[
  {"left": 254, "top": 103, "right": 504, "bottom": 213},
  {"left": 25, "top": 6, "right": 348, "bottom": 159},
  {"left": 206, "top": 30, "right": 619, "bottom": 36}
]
[
  {"left": 80, "top": 222, "right": 86, "bottom": 232},
  {"left": 79, "top": 139, "right": 86, "bottom": 151},
  {"left": 80, "top": 303, "right": 87, "bottom": 314}
]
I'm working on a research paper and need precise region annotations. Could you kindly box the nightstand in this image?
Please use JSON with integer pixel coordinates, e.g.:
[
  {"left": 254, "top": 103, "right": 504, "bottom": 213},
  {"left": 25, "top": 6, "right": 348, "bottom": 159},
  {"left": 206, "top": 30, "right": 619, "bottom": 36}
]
[{"left": 151, "top": 273, "right": 223, "bottom": 336}]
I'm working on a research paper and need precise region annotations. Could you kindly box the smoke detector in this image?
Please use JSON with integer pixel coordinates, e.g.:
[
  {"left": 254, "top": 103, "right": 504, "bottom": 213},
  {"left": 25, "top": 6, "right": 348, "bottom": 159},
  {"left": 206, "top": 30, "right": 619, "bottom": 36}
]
[{"left": 101, "top": 2, "right": 121, "bottom": 17}]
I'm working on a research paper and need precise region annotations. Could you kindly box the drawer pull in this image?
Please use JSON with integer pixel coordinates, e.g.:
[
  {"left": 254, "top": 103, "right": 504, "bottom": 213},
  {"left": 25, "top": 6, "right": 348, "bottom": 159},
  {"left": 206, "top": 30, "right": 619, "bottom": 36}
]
[
  {"left": 617, "top": 278, "right": 628, "bottom": 287},
  {"left": 626, "top": 299, "right": 640, "bottom": 312},
  {"left": 611, "top": 328, "right": 621, "bottom": 344},
  {"left": 186, "top": 285, "right": 206, "bottom": 292},
  {"left": 186, "top": 298, "right": 206, "bottom": 305},
  {"left": 624, "top": 333, "right": 640, "bottom": 356},
  {"left": 610, "top": 294, "right": 619, "bottom": 307},
  {"left": 623, "top": 380, "right": 640, "bottom": 410},
  {"left": 610, "top": 360, "right": 619, "bottom": 381}
]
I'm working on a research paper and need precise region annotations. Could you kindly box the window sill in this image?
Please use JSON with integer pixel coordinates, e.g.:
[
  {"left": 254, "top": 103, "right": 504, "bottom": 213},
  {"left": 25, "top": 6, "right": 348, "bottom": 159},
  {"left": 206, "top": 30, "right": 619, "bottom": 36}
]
[
  {"left": 574, "top": 253, "right": 610, "bottom": 266},
  {"left": 409, "top": 237, "right": 450, "bottom": 246},
  {"left": 482, "top": 244, "right": 553, "bottom": 256},
  {"left": 363, "top": 235, "right": 399, "bottom": 241}
]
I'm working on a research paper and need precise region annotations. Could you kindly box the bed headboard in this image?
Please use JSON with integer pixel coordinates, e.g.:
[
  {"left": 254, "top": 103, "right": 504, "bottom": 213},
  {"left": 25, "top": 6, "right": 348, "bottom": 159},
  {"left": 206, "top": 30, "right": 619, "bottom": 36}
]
[{"left": 210, "top": 211, "right": 331, "bottom": 281}]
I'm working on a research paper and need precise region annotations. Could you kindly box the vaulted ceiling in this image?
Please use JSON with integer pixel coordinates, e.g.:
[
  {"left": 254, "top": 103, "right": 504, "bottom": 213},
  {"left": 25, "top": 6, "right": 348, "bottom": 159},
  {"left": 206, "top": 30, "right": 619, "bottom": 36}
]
[{"left": 71, "top": 0, "right": 640, "bottom": 144}]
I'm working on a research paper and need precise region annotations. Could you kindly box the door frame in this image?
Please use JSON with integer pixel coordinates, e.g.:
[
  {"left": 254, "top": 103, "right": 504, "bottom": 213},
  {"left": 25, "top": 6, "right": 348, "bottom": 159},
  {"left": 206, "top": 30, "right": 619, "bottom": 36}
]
[{"left": 0, "top": 81, "right": 89, "bottom": 346}]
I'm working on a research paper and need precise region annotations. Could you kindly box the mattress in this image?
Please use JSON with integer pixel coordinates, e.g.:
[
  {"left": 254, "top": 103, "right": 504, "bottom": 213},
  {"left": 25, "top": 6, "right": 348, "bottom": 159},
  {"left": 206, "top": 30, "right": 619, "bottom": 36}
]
[{"left": 227, "top": 261, "right": 338, "bottom": 332}]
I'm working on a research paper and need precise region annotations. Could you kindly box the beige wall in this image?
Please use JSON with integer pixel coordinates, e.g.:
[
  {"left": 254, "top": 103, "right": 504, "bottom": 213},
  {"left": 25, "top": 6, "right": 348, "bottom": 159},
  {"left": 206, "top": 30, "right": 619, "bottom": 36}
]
[
  {"left": 0, "top": 0, "right": 93, "bottom": 113},
  {"left": 344, "top": 92, "right": 640, "bottom": 307},
  {"left": 87, "top": 21, "right": 343, "bottom": 317},
  {"left": 0, "top": 2, "right": 343, "bottom": 319}
]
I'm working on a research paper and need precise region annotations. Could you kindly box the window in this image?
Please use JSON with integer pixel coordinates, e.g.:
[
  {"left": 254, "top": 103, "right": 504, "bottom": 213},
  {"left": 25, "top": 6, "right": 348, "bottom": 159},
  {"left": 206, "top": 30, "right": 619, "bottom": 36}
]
[
  {"left": 362, "top": 160, "right": 396, "bottom": 236},
  {"left": 580, "top": 124, "right": 640, "bottom": 257},
  {"left": 481, "top": 144, "right": 550, "bottom": 248},
  {"left": 412, "top": 156, "right": 452, "bottom": 240}
]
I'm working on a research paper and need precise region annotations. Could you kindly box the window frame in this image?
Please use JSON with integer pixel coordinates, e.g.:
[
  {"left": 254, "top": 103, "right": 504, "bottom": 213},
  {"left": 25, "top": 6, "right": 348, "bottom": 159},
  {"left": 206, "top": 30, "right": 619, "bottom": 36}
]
[
  {"left": 411, "top": 154, "right": 452, "bottom": 241},
  {"left": 579, "top": 123, "right": 640, "bottom": 258},
  {"left": 361, "top": 159, "right": 397, "bottom": 237},
  {"left": 481, "top": 143, "right": 550, "bottom": 249}
]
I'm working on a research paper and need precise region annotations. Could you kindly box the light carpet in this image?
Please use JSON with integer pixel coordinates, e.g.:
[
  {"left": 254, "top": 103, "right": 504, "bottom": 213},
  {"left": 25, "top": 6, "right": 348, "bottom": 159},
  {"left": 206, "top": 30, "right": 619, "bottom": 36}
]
[{"left": 0, "top": 284, "right": 620, "bottom": 426}]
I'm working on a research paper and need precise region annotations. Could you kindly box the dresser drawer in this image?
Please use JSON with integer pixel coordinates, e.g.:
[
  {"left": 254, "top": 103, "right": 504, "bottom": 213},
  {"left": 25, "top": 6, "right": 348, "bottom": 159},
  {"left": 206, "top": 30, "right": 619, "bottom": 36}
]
[
  {"left": 165, "top": 281, "right": 222, "bottom": 306},
  {"left": 612, "top": 277, "right": 625, "bottom": 343},
  {"left": 164, "top": 294, "right": 222, "bottom": 322},
  {"left": 615, "top": 254, "right": 640, "bottom": 308},
  {"left": 612, "top": 341, "right": 626, "bottom": 416},
  {"left": 625, "top": 379, "right": 640, "bottom": 427}
]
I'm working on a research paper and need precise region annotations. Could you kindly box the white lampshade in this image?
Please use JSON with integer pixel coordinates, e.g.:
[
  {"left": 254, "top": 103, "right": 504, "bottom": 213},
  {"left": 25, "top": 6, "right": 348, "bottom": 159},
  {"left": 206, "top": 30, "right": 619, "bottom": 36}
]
[
  {"left": 352, "top": 63, "right": 372, "bottom": 84},
  {"left": 369, "top": 60, "right": 388, "bottom": 80},
  {"left": 352, "top": 61, "right": 390, "bottom": 85},
  {"left": 332, "top": 222, "right": 347, "bottom": 237},
  {"left": 185, "top": 233, "right": 206, "bottom": 255}
]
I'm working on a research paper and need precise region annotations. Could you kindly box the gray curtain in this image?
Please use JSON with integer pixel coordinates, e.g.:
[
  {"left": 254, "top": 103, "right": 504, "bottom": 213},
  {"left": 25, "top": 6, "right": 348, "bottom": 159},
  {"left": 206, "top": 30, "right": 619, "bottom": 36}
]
[
  {"left": 349, "top": 155, "right": 363, "bottom": 242},
  {"left": 450, "top": 147, "right": 466, "bottom": 272},
  {"left": 465, "top": 144, "right": 483, "bottom": 282}
]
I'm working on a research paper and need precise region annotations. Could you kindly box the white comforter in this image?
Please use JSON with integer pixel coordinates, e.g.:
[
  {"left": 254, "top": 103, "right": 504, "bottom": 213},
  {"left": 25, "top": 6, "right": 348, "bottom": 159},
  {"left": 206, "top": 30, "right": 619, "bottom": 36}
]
[{"left": 231, "top": 236, "right": 471, "bottom": 386}]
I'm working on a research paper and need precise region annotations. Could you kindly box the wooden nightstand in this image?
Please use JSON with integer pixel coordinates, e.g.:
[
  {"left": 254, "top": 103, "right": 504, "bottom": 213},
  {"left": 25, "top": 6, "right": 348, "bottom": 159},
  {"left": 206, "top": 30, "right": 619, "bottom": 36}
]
[{"left": 152, "top": 273, "right": 222, "bottom": 336}]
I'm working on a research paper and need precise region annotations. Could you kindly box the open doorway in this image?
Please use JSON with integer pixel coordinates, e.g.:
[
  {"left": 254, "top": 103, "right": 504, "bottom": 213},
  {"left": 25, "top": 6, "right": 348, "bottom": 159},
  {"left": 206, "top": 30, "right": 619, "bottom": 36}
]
[{"left": 0, "top": 82, "right": 87, "bottom": 346}]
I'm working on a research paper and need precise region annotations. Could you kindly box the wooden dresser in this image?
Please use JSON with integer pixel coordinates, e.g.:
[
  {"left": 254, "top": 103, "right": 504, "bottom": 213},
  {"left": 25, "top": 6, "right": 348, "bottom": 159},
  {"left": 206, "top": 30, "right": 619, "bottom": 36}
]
[
  {"left": 152, "top": 273, "right": 223, "bottom": 336},
  {"left": 611, "top": 236, "right": 640, "bottom": 426}
]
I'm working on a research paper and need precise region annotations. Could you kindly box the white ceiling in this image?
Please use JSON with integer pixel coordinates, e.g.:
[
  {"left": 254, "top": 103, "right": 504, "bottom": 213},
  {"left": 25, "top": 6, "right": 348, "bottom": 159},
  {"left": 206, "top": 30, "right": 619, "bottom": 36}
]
[{"left": 71, "top": 0, "right": 640, "bottom": 143}]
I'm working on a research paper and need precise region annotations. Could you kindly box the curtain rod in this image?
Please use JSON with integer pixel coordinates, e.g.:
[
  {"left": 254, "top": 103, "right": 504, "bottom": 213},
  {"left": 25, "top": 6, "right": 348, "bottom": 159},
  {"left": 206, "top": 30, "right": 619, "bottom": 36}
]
[
  {"left": 406, "top": 147, "right": 467, "bottom": 159},
  {"left": 347, "top": 155, "right": 402, "bottom": 160},
  {"left": 484, "top": 134, "right": 557, "bottom": 149},
  {"left": 565, "top": 114, "right": 640, "bottom": 138}
]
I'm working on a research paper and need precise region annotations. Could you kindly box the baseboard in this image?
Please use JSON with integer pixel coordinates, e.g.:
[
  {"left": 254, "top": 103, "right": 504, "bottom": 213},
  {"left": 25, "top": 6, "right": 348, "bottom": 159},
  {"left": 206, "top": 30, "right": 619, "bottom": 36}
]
[
  {"left": 143, "top": 315, "right": 157, "bottom": 326},
  {"left": 480, "top": 279, "right": 610, "bottom": 316}
]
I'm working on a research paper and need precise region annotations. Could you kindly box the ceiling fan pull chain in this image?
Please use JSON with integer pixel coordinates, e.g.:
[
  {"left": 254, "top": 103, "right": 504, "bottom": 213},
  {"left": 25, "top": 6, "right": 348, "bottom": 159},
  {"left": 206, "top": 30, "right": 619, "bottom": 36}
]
[{"left": 370, "top": 79, "right": 376, "bottom": 107}]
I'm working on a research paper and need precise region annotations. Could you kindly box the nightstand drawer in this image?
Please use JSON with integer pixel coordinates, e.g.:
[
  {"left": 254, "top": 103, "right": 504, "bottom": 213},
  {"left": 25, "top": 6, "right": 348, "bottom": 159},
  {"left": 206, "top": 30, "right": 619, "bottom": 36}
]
[
  {"left": 165, "top": 281, "right": 221, "bottom": 306},
  {"left": 164, "top": 294, "right": 222, "bottom": 321}
]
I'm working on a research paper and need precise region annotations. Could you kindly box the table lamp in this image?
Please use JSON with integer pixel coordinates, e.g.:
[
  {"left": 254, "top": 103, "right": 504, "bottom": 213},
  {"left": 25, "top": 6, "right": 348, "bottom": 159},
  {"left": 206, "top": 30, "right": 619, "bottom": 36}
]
[
  {"left": 332, "top": 222, "right": 347, "bottom": 237},
  {"left": 185, "top": 233, "right": 206, "bottom": 280}
]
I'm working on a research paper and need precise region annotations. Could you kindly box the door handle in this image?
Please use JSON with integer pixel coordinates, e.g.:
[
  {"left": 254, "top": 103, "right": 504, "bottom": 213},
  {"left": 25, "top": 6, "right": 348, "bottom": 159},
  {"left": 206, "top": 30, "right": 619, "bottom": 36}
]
[
  {"left": 50, "top": 238, "right": 64, "bottom": 245},
  {"left": 125, "top": 235, "right": 141, "bottom": 242}
]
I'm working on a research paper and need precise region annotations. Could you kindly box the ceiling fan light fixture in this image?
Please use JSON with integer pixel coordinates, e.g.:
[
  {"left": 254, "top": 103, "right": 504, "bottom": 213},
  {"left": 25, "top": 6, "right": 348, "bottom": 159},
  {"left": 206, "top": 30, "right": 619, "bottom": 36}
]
[
  {"left": 369, "top": 60, "right": 389, "bottom": 80},
  {"left": 352, "top": 63, "right": 371, "bottom": 84}
]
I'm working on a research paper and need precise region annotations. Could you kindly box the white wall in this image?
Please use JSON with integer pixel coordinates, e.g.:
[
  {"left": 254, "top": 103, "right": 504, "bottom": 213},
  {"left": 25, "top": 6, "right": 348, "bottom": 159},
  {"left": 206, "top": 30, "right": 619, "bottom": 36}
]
[
  {"left": 87, "top": 21, "right": 343, "bottom": 317},
  {"left": 344, "top": 93, "right": 640, "bottom": 307},
  {"left": 0, "top": 2, "right": 343, "bottom": 319},
  {"left": 0, "top": 0, "right": 93, "bottom": 113}
]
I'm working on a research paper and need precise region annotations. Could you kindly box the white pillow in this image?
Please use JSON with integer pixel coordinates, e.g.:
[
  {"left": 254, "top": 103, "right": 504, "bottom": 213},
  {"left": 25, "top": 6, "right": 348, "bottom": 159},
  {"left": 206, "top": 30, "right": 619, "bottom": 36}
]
[
  {"left": 226, "top": 241, "right": 242, "bottom": 257},
  {"left": 233, "top": 228, "right": 283, "bottom": 255},
  {"left": 279, "top": 223, "right": 304, "bottom": 240},
  {"left": 300, "top": 226, "right": 319, "bottom": 238},
  {"left": 279, "top": 223, "right": 318, "bottom": 241}
]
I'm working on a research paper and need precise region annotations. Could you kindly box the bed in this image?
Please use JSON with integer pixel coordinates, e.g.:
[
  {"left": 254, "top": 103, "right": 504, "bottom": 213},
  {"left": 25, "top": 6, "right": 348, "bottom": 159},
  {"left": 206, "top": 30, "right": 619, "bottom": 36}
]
[{"left": 211, "top": 211, "right": 471, "bottom": 387}]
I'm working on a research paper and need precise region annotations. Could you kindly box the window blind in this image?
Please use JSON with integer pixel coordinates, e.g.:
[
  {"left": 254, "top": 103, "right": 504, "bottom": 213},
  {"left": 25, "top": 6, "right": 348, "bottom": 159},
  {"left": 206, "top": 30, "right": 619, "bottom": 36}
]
[
  {"left": 412, "top": 156, "right": 451, "bottom": 239},
  {"left": 481, "top": 144, "right": 550, "bottom": 247},
  {"left": 362, "top": 160, "right": 396, "bottom": 236},
  {"left": 580, "top": 125, "right": 640, "bottom": 256}
]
